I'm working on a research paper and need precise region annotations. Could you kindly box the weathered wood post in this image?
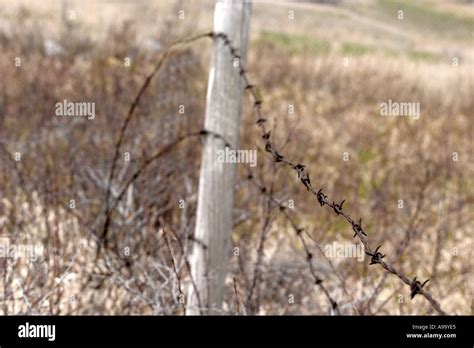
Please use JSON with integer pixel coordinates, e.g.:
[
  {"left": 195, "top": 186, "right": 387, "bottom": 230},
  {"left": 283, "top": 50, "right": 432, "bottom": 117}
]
[{"left": 187, "top": 0, "right": 251, "bottom": 315}]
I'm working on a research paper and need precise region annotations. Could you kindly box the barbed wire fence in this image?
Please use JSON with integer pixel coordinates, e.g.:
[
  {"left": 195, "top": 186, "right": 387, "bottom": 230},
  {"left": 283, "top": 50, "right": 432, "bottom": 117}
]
[
  {"left": 1, "top": 0, "right": 472, "bottom": 316},
  {"left": 98, "top": 30, "right": 447, "bottom": 315}
]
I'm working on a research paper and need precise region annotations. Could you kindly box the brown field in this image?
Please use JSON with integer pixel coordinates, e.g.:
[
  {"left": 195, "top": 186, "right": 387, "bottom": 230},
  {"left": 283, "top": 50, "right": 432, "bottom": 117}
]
[{"left": 0, "top": 0, "right": 472, "bottom": 315}]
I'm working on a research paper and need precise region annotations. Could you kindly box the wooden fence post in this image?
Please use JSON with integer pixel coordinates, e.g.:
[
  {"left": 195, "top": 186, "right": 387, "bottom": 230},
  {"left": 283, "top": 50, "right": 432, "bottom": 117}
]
[{"left": 187, "top": 0, "right": 251, "bottom": 315}]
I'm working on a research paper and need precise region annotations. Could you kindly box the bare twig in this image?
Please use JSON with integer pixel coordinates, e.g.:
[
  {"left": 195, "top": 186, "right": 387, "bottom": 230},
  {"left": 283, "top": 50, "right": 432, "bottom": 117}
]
[
  {"left": 163, "top": 229, "right": 186, "bottom": 315},
  {"left": 233, "top": 277, "right": 241, "bottom": 315},
  {"left": 246, "top": 173, "right": 341, "bottom": 315}
]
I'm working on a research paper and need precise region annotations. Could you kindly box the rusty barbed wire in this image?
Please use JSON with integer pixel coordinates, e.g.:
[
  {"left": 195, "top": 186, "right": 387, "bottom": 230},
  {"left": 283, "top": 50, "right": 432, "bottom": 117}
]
[
  {"left": 98, "top": 129, "right": 230, "bottom": 254},
  {"left": 208, "top": 31, "right": 447, "bottom": 315},
  {"left": 366, "top": 245, "right": 385, "bottom": 265},
  {"left": 100, "top": 32, "right": 217, "bottom": 249},
  {"left": 98, "top": 31, "right": 447, "bottom": 315}
]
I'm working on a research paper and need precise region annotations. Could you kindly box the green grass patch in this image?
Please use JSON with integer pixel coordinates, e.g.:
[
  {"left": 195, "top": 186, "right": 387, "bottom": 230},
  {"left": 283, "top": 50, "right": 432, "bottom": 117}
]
[
  {"left": 340, "top": 42, "right": 377, "bottom": 56},
  {"left": 358, "top": 148, "right": 378, "bottom": 164},
  {"left": 255, "top": 30, "right": 331, "bottom": 56},
  {"left": 328, "top": 219, "right": 348, "bottom": 235},
  {"left": 378, "top": 46, "right": 442, "bottom": 63},
  {"left": 378, "top": 0, "right": 474, "bottom": 39},
  {"left": 407, "top": 49, "right": 442, "bottom": 62},
  {"left": 357, "top": 180, "right": 370, "bottom": 200}
]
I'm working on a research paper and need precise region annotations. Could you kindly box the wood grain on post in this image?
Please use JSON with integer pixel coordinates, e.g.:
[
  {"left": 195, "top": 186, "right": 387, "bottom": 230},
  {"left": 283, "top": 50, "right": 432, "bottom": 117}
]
[{"left": 187, "top": 0, "right": 251, "bottom": 315}]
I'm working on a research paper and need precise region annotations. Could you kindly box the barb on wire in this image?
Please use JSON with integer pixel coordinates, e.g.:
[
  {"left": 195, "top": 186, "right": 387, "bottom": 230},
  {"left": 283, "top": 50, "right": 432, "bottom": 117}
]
[
  {"left": 332, "top": 200, "right": 345, "bottom": 216},
  {"left": 365, "top": 245, "right": 385, "bottom": 265},
  {"left": 352, "top": 218, "right": 367, "bottom": 238},
  {"left": 316, "top": 189, "right": 327, "bottom": 207},
  {"left": 410, "top": 277, "right": 430, "bottom": 299}
]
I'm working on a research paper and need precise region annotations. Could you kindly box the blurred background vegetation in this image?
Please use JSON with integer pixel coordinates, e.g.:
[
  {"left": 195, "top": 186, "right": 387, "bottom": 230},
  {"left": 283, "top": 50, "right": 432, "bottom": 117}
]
[{"left": 0, "top": 0, "right": 472, "bottom": 315}]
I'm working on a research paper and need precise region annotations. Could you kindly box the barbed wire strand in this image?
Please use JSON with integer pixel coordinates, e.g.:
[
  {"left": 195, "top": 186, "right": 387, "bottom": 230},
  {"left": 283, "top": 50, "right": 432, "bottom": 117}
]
[
  {"left": 208, "top": 31, "right": 446, "bottom": 315},
  {"left": 101, "top": 32, "right": 216, "bottom": 247},
  {"left": 99, "top": 31, "right": 446, "bottom": 315}
]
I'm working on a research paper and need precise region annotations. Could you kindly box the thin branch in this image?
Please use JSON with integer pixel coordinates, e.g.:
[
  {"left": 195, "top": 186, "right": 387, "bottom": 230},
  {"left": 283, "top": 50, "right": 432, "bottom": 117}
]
[{"left": 163, "top": 229, "right": 186, "bottom": 315}]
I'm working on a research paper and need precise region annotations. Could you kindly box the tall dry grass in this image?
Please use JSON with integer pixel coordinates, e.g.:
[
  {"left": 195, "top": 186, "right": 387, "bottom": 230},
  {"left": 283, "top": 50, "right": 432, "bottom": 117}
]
[{"left": 0, "top": 0, "right": 472, "bottom": 315}]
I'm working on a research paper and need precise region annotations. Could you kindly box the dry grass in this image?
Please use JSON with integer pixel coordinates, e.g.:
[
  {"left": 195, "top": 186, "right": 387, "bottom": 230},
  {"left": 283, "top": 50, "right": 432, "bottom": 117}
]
[{"left": 0, "top": 0, "right": 472, "bottom": 315}]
